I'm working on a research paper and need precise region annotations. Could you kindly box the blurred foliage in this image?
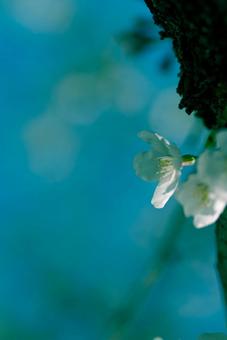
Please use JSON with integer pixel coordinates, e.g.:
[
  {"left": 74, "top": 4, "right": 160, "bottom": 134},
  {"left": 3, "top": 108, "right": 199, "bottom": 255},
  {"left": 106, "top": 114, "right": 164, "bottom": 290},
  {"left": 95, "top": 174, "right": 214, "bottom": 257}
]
[
  {"left": 0, "top": 317, "right": 54, "bottom": 340},
  {"left": 204, "top": 130, "right": 217, "bottom": 149},
  {"left": 117, "top": 18, "right": 157, "bottom": 55},
  {"left": 199, "top": 333, "right": 227, "bottom": 340},
  {"left": 117, "top": 17, "right": 174, "bottom": 72}
]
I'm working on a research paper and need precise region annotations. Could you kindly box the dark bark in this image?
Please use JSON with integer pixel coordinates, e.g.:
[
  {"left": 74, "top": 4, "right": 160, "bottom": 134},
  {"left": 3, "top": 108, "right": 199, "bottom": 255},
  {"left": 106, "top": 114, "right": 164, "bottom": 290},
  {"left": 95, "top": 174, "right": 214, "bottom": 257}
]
[
  {"left": 145, "top": 0, "right": 227, "bottom": 129},
  {"left": 216, "top": 210, "right": 227, "bottom": 305},
  {"left": 144, "top": 0, "right": 227, "bottom": 307}
]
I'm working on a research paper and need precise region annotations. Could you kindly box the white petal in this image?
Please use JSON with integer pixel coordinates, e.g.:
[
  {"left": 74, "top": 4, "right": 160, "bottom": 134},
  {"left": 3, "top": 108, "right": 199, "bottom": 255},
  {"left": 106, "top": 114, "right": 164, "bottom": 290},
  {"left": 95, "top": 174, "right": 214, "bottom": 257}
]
[
  {"left": 194, "top": 215, "right": 215, "bottom": 228},
  {"left": 168, "top": 142, "right": 181, "bottom": 160},
  {"left": 133, "top": 151, "right": 160, "bottom": 181},
  {"left": 154, "top": 132, "right": 170, "bottom": 146},
  {"left": 175, "top": 174, "right": 203, "bottom": 216},
  {"left": 197, "top": 149, "right": 222, "bottom": 177},
  {"left": 217, "top": 130, "right": 227, "bottom": 152},
  {"left": 198, "top": 150, "right": 227, "bottom": 199},
  {"left": 213, "top": 197, "right": 227, "bottom": 212},
  {"left": 154, "top": 132, "right": 181, "bottom": 160},
  {"left": 175, "top": 171, "right": 227, "bottom": 228},
  {"left": 138, "top": 130, "right": 170, "bottom": 155},
  {"left": 151, "top": 170, "right": 180, "bottom": 208},
  {"left": 194, "top": 200, "right": 225, "bottom": 228}
]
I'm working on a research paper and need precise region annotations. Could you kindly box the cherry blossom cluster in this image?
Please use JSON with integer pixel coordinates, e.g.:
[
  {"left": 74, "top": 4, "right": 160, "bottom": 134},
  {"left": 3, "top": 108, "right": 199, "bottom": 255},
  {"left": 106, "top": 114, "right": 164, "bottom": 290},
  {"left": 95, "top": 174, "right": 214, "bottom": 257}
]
[{"left": 133, "top": 130, "right": 227, "bottom": 228}]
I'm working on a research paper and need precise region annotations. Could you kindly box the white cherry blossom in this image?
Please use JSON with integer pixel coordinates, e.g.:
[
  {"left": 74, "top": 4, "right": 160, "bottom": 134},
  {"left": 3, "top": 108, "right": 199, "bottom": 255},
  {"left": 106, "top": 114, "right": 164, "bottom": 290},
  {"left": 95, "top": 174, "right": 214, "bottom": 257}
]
[
  {"left": 134, "top": 131, "right": 193, "bottom": 208},
  {"left": 198, "top": 149, "right": 227, "bottom": 201},
  {"left": 216, "top": 129, "right": 227, "bottom": 151},
  {"left": 175, "top": 174, "right": 226, "bottom": 228}
]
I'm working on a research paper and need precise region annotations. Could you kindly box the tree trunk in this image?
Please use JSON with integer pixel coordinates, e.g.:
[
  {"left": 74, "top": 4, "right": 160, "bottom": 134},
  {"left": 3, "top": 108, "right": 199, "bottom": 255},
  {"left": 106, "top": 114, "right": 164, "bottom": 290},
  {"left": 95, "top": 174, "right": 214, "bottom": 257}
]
[{"left": 145, "top": 0, "right": 227, "bottom": 307}]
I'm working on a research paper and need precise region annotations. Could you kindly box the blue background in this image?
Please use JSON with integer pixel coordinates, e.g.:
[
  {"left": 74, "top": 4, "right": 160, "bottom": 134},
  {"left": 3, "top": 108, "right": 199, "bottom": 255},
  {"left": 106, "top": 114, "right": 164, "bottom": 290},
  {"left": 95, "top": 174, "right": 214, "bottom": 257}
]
[{"left": 0, "top": 0, "right": 225, "bottom": 339}]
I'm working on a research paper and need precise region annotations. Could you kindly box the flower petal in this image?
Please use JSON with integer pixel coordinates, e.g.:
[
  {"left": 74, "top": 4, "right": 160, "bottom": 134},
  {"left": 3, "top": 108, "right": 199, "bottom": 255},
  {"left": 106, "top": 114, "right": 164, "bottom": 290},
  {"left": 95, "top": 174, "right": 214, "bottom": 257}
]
[
  {"left": 138, "top": 130, "right": 170, "bottom": 155},
  {"left": 194, "top": 199, "right": 226, "bottom": 228},
  {"left": 154, "top": 132, "right": 181, "bottom": 160},
  {"left": 133, "top": 151, "right": 160, "bottom": 181},
  {"left": 197, "top": 149, "right": 221, "bottom": 178},
  {"left": 194, "top": 214, "right": 215, "bottom": 228},
  {"left": 151, "top": 169, "right": 179, "bottom": 208},
  {"left": 198, "top": 149, "right": 227, "bottom": 199},
  {"left": 176, "top": 174, "right": 204, "bottom": 216},
  {"left": 176, "top": 172, "right": 227, "bottom": 228},
  {"left": 217, "top": 130, "right": 227, "bottom": 152}
]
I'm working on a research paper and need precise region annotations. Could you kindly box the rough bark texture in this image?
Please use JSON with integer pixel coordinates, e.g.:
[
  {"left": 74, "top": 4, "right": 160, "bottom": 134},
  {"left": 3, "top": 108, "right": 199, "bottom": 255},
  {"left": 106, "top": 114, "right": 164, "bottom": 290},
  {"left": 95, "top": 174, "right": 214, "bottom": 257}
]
[
  {"left": 145, "top": 0, "right": 227, "bottom": 129},
  {"left": 144, "top": 0, "right": 227, "bottom": 306}
]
